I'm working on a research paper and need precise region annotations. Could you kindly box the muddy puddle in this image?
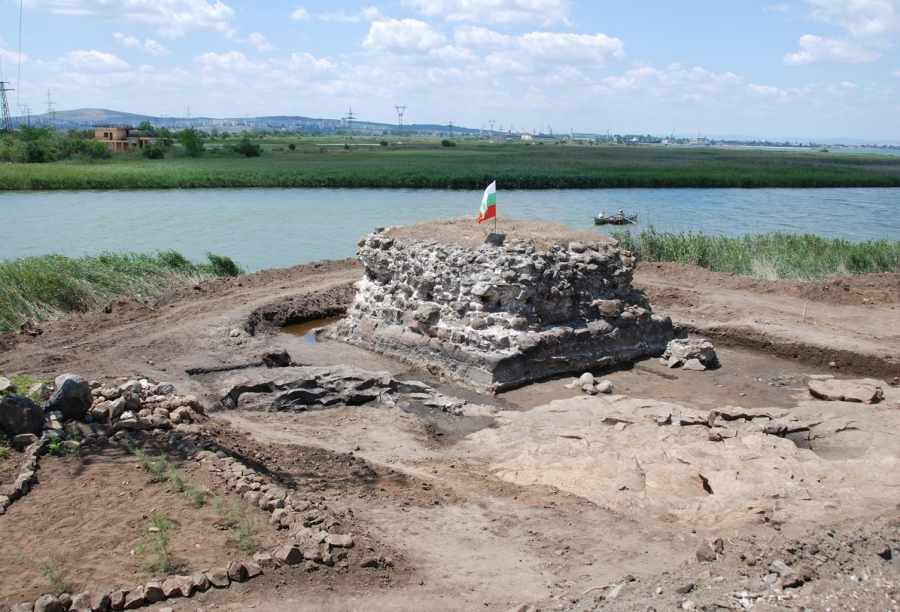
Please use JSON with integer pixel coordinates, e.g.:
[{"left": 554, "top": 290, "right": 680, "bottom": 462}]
[{"left": 281, "top": 316, "right": 344, "bottom": 343}]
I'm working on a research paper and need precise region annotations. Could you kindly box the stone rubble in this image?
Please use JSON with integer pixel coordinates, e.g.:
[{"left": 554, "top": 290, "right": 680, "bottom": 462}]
[
  {"left": 326, "top": 221, "right": 677, "bottom": 393},
  {"left": 808, "top": 376, "right": 884, "bottom": 404},
  {"left": 660, "top": 337, "right": 719, "bottom": 371},
  {"left": 213, "top": 364, "right": 495, "bottom": 418},
  {"left": 1, "top": 370, "right": 395, "bottom": 611}
]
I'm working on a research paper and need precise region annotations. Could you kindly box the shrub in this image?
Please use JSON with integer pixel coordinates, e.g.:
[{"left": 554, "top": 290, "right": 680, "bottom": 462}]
[
  {"left": 141, "top": 143, "right": 165, "bottom": 159},
  {"left": 441, "top": 139, "right": 456, "bottom": 147},
  {"left": 232, "top": 135, "right": 261, "bottom": 158}
]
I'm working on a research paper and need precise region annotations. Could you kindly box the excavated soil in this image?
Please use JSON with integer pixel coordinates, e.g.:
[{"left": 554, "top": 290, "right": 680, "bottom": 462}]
[{"left": 0, "top": 259, "right": 899, "bottom": 611}]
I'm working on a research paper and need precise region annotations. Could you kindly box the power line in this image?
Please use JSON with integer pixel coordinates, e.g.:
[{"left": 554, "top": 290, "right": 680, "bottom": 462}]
[{"left": 395, "top": 105, "right": 406, "bottom": 142}]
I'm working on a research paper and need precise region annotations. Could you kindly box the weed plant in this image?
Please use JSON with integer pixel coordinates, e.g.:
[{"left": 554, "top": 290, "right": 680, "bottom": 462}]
[
  {"left": 211, "top": 495, "right": 261, "bottom": 552},
  {"left": 185, "top": 483, "right": 207, "bottom": 507},
  {"left": 0, "top": 250, "right": 244, "bottom": 334},
  {"left": 16, "top": 545, "right": 72, "bottom": 595},
  {"left": 139, "top": 512, "right": 174, "bottom": 574},
  {"left": 612, "top": 229, "right": 900, "bottom": 280},
  {"left": 169, "top": 467, "right": 185, "bottom": 492}
]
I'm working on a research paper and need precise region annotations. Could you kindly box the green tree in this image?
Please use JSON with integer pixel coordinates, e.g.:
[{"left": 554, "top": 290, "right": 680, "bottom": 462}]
[
  {"left": 87, "top": 140, "right": 112, "bottom": 161},
  {"left": 19, "top": 125, "right": 56, "bottom": 163},
  {"left": 177, "top": 127, "right": 204, "bottom": 157},
  {"left": 137, "top": 120, "right": 156, "bottom": 136},
  {"left": 232, "top": 135, "right": 261, "bottom": 157}
]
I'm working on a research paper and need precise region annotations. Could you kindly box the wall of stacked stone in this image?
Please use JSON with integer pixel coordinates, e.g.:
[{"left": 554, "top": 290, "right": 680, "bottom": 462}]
[
  {"left": 328, "top": 229, "right": 678, "bottom": 392},
  {"left": 1, "top": 374, "right": 380, "bottom": 612}
]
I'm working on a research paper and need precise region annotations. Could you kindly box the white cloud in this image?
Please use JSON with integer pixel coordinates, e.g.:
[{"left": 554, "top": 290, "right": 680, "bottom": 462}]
[
  {"left": 289, "top": 7, "right": 311, "bottom": 21},
  {"left": 403, "top": 0, "right": 573, "bottom": 26},
  {"left": 362, "top": 19, "right": 447, "bottom": 52},
  {"left": 602, "top": 64, "right": 744, "bottom": 101},
  {"left": 806, "top": 0, "right": 900, "bottom": 47},
  {"left": 248, "top": 33, "right": 275, "bottom": 52},
  {"left": 319, "top": 6, "right": 382, "bottom": 22},
  {"left": 747, "top": 83, "right": 785, "bottom": 97},
  {"left": 784, "top": 0, "right": 899, "bottom": 67},
  {"left": 282, "top": 52, "right": 337, "bottom": 73},
  {"left": 194, "top": 51, "right": 266, "bottom": 72},
  {"left": 763, "top": 4, "right": 793, "bottom": 13},
  {"left": 784, "top": 34, "right": 880, "bottom": 64},
  {"left": 59, "top": 50, "right": 130, "bottom": 70},
  {"left": 455, "top": 25, "right": 512, "bottom": 48},
  {"left": 113, "top": 33, "right": 171, "bottom": 55},
  {"left": 454, "top": 27, "right": 624, "bottom": 72},
  {"left": 24, "top": 0, "right": 236, "bottom": 38}
]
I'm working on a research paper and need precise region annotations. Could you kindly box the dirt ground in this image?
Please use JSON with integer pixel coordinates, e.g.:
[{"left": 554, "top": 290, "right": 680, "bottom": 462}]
[{"left": 0, "top": 258, "right": 898, "bottom": 611}]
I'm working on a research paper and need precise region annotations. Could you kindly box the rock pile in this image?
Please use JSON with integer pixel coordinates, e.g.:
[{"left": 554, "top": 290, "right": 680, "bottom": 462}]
[
  {"left": 2, "top": 371, "right": 392, "bottom": 611},
  {"left": 661, "top": 338, "right": 719, "bottom": 371},
  {"left": 326, "top": 219, "right": 677, "bottom": 393},
  {"left": 0, "top": 373, "right": 206, "bottom": 515}
]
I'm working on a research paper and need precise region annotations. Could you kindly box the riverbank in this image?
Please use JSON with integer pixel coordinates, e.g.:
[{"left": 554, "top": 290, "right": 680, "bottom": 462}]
[
  {"left": 3, "top": 143, "right": 900, "bottom": 189},
  {"left": 3, "top": 231, "right": 897, "bottom": 335}
]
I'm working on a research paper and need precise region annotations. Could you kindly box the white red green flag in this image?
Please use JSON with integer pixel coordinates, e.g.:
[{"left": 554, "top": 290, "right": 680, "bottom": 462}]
[{"left": 477, "top": 181, "right": 497, "bottom": 224}]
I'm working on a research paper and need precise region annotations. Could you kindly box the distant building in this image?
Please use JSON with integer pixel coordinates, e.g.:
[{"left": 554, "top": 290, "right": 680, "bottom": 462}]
[{"left": 93, "top": 126, "right": 155, "bottom": 152}]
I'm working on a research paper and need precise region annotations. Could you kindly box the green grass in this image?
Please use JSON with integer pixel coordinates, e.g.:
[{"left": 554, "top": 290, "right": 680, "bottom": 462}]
[
  {"left": 0, "top": 374, "right": 49, "bottom": 401},
  {"left": 1, "top": 140, "right": 898, "bottom": 189},
  {"left": 16, "top": 545, "right": 72, "bottom": 595},
  {"left": 0, "top": 250, "right": 243, "bottom": 334},
  {"left": 139, "top": 512, "right": 174, "bottom": 574},
  {"left": 612, "top": 228, "right": 900, "bottom": 280}
]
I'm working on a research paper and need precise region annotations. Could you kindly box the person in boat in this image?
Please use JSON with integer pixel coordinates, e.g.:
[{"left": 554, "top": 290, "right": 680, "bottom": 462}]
[
  {"left": 618, "top": 209, "right": 624, "bottom": 218},
  {"left": 599, "top": 210, "right": 605, "bottom": 219}
]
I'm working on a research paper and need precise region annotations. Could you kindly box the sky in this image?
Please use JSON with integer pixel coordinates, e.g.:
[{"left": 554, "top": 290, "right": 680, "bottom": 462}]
[{"left": 1, "top": 0, "right": 899, "bottom": 142}]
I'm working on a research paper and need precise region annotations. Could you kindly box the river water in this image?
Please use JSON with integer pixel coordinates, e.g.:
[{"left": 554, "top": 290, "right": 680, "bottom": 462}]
[{"left": 1, "top": 188, "right": 897, "bottom": 272}]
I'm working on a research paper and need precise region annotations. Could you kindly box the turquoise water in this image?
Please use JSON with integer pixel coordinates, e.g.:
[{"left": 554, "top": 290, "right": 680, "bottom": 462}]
[{"left": 1, "top": 188, "right": 897, "bottom": 272}]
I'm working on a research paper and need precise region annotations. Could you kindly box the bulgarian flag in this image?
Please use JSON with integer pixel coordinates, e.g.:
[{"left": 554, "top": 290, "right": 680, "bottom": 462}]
[{"left": 477, "top": 181, "right": 497, "bottom": 224}]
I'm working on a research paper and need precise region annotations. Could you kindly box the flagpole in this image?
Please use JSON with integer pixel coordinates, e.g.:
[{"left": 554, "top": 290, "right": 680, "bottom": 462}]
[{"left": 494, "top": 183, "right": 498, "bottom": 233}]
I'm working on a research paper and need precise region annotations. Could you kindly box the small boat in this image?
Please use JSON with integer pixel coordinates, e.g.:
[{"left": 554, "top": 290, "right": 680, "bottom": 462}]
[{"left": 594, "top": 210, "right": 637, "bottom": 225}]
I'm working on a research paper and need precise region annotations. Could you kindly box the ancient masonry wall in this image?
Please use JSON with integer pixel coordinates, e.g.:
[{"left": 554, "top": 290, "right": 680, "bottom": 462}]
[{"left": 326, "top": 228, "right": 677, "bottom": 393}]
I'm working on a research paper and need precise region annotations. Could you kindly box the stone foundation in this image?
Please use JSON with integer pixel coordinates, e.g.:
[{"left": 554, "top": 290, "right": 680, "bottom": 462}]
[{"left": 325, "top": 218, "right": 677, "bottom": 393}]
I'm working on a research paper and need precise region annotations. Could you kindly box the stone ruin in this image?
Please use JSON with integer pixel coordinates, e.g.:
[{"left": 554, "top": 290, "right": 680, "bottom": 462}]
[{"left": 325, "top": 218, "right": 678, "bottom": 393}]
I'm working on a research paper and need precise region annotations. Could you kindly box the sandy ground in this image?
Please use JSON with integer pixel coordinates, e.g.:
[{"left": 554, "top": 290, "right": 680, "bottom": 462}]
[{"left": 1, "top": 258, "right": 898, "bottom": 611}]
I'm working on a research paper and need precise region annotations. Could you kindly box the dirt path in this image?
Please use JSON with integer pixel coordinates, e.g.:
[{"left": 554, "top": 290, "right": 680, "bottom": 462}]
[{"left": 1, "top": 260, "right": 898, "bottom": 610}]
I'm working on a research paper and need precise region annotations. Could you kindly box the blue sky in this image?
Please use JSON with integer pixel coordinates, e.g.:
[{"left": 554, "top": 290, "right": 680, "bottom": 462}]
[{"left": 1, "top": 0, "right": 898, "bottom": 141}]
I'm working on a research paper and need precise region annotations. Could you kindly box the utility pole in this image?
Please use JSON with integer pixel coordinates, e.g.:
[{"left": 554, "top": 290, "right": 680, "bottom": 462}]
[
  {"left": 448, "top": 119, "right": 453, "bottom": 137},
  {"left": 18, "top": 103, "right": 30, "bottom": 126},
  {"left": 45, "top": 89, "right": 56, "bottom": 126},
  {"left": 344, "top": 108, "right": 356, "bottom": 137},
  {"left": 488, "top": 119, "right": 495, "bottom": 139},
  {"left": 395, "top": 105, "right": 406, "bottom": 142},
  {"left": 0, "top": 82, "right": 13, "bottom": 132}
]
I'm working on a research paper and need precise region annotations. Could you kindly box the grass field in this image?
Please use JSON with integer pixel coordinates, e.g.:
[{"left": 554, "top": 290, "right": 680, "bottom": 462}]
[
  {"left": 611, "top": 228, "right": 900, "bottom": 280},
  {"left": 2, "top": 138, "right": 899, "bottom": 190},
  {"left": 0, "top": 251, "right": 242, "bottom": 334}
]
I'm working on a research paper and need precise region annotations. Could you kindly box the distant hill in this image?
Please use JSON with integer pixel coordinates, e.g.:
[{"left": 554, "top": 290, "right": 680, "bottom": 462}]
[{"left": 14, "top": 108, "right": 479, "bottom": 136}]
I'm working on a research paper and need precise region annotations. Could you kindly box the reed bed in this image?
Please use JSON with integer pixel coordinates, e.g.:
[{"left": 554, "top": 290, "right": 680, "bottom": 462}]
[
  {"left": 0, "top": 251, "right": 243, "bottom": 334},
  {"left": 1, "top": 144, "right": 898, "bottom": 190},
  {"left": 612, "top": 228, "right": 900, "bottom": 280}
]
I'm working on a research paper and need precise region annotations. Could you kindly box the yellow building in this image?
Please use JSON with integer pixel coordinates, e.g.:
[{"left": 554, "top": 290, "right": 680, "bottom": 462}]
[{"left": 94, "top": 126, "right": 155, "bottom": 152}]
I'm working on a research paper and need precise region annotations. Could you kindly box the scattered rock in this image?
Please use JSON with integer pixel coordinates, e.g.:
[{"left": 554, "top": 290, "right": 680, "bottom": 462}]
[
  {"left": 0, "top": 395, "right": 45, "bottom": 436},
  {"left": 43, "top": 373, "right": 93, "bottom": 421},
  {"left": 808, "top": 378, "right": 883, "bottom": 403}
]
